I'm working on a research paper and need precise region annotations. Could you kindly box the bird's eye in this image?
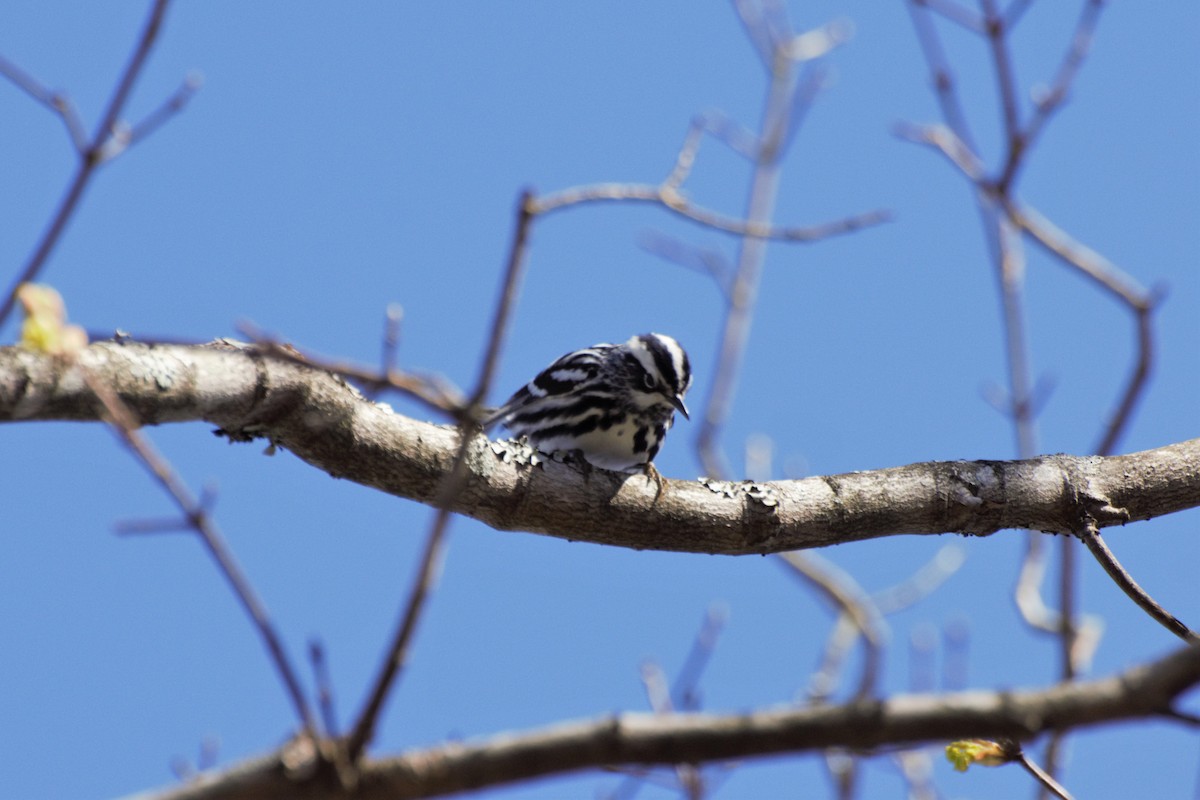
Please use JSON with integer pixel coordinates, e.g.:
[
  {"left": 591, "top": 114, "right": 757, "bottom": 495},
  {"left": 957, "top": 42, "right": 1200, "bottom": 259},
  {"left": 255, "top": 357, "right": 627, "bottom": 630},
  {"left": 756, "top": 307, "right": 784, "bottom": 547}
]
[{"left": 642, "top": 373, "right": 657, "bottom": 391}]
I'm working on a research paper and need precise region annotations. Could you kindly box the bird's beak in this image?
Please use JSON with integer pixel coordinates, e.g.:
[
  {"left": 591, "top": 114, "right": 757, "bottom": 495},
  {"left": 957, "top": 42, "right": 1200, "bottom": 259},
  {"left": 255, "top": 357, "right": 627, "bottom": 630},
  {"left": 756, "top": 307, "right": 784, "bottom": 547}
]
[{"left": 672, "top": 395, "right": 690, "bottom": 420}]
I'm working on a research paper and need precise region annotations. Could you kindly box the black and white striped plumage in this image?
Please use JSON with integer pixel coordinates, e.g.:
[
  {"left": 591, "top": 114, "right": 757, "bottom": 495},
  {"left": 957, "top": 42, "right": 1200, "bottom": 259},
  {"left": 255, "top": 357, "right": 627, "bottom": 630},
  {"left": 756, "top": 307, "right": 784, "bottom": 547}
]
[{"left": 486, "top": 333, "right": 692, "bottom": 472}]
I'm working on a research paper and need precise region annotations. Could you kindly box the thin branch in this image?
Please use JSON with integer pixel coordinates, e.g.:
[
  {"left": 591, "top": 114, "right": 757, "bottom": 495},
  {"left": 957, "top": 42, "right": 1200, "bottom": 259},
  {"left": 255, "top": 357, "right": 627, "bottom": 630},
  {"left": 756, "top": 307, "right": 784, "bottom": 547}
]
[
  {"left": 1007, "top": 200, "right": 1158, "bottom": 458},
  {"left": 0, "top": 54, "right": 89, "bottom": 151},
  {"left": 0, "top": 0, "right": 182, "bottom": 330},
  {"left": 662, "top": 116, "right": 711, "bottom": 191},
  {"left": 779, "top": 551, "right": 884, "bottom": 702},
  {"left": 637, "top": 231, "right": 733, "bottom": 301},
  {"left": 1013, "top": 535, "right": 1104, "bottom": 670},
  {"left": 1003, "top": 0, "right": 1037, "bottom": 27},
  {"left": 126, "top": 70, "right": 203, "bottom": 148},
  {"left": 979, "top": 0, "right": 1021, "bottom": 153},
  {"left": 114, "top": 516, "right": 195, "bottom": 534},
  {"left": 732, "top": 0, "right": 775, "bottom": 68},
  {"left": 90, "top": 0, "right": 171, "bottom": 158},
  {"left": 1094, "top": 301, "right": 1156, "bottom": 457},
  {"left": 893, "top": 121, "right": 986, "bottom": 182},
  {"left": 672, "top": 604, "right": 729, "bottom": 711},
  {"left": 796, "top": 546, "right": 962, "bottom": 726},
  {"left": 988, "top": 210, "right": 1038, "bottom": 457},
  {"left": 1007, "top": 0, "right": 1105, "bottom": 189},
  {"left": 639, "top": 661, "right": 673, "bottom": 715},
  {"left": 138, "top": 643, "right": 1200, "bottom": 800},
  {"left": 903, "top": 0, "right": 978, "bottom": 151},
  {"left": 242, "top": 324, "right": 466, "bottom": 415},
  {"left": 82, "top": 369, "right": 317, "bottom": 738},
  {"left": 346, "top": 188, "right": 538, "bottom": 763},
  {"left": 778, "top": 61, "right": 830, "bottom": 162},
  {"left": 607, "top": 606, "right": 728, "bottom": 799},
  {"left": 468, "top": 189, "right": 536, "bottom": 410},
  {"left": 1018, "top": 748, "right": 1076, "bottom": 800},
  {"left": 783, "top": 17, "right": 854, "bottom": 62},
  {"left": 899, "top": 9, "right": 1146, "bottom": 731},
  {"left": 871, "top": 544, "right": 966, "bottom": 614},
  {"left": 679, "top": 111, "right": 763, "bottom": 167},
  {"left": 1076, "top": 522, "right": 1198, "bottom": 644},
  {"left": 627, "top": 662, "right": 708, "bottom": 800},
  {"left": 898, "top": 12, "right": 1141, "bottom": 787},
  {"left": 309, "top": 639, "right": 340, "bottom": 737},
  {"left": 344, "top": 509, "right": 452, "bottom": 762},
  {"left": 1043, "top": 536, "right": 1082, "bottom": 794},
  {"left": 1006, "top": 200, "right": 1146, "bottom": 306},
  {"left": 922, "top": 0, "right": 985, "bottom": 33},
  {"left": 696, "top": 18, "right": 799, "bottom": 480},
  {"left": 380, "top": 303, "right": 405, "bottom": 387},
  {"left": 531, "top": 183, "right": 888, "bottom": 243}
]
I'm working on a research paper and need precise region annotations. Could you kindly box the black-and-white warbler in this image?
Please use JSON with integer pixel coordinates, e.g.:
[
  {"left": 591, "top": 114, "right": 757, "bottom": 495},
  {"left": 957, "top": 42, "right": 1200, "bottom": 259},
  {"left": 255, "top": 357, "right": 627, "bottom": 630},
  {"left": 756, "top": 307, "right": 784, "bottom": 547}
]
[{"left": 485, "top": 333, "right": 693, "bottom": 479}]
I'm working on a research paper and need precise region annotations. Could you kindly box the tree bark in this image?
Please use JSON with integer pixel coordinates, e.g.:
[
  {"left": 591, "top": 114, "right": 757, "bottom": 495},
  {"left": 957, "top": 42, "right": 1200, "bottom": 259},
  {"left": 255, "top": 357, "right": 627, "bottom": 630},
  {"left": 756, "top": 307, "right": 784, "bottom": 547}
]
[
  {"left": 131, "top": 643, "right": 1200, "bottom": 800},
  {"left": 3, "top": 340, "right": 1197, "bottom": 554}
]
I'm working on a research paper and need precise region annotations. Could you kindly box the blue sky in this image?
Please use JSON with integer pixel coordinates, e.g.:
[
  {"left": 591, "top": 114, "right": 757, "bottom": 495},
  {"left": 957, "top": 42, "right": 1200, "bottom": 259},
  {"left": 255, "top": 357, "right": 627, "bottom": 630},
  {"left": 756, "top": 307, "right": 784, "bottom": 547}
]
[{"left": 2, "top": 3, "right": 1197, "bottom": 798}]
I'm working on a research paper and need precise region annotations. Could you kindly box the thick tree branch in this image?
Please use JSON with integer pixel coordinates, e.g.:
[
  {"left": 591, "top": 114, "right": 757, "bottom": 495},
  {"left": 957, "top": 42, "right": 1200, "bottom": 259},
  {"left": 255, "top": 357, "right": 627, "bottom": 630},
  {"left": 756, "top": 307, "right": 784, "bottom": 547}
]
[
  {"left": 3, "top": 341, "right": 1196, "bottom": 556},
  {"left": 131, "top": 643, "right": 1200, "bottom": 800}
]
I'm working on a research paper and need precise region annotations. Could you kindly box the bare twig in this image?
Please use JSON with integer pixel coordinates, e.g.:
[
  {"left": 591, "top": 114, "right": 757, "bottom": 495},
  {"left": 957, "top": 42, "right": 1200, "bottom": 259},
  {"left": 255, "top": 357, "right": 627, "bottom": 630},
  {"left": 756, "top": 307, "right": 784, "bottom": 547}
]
[
  {"left": 639, "top": 661, "right": 673, "bottom": 714},
  {"left": 638, "top": 662, "right": 707, "bottom": 799},
  {"left": 309, "top": 639, "right": 340, "bottom": 736},
  {"left": 1004, "top": 0, "right": 1105, "bottom": 191},
  {"left": 242, "top": 323, "right": 467, "bottom": 415},
  {"left": 344, "top": 509, "right": 452, "bottom": 762},
  {"left": 893, "top": 121, "right": 986, "bottom": 181},
  {"left": 664, "top": 113, "right": 762, "bottom": 184},
  {"left": 126, "top": 70, "right": 202, "bottom": 148},
  {"left": 795, "top": 545, "right": 963, "bottom": 732},
  {"left": 345, "top": 189, "right": 538, "bottom": 763},
  {"left": 0, "top": 0, "right": 186, "bottom": 329},
  {"left": 779, "top": 551, "right": 884, "bottom": 702},
  {"left": 990, "top": 211, "right": 1038, "bottom": 457},
  {"left": 1006, "top": 200, "right": 1147, "bottom": 306},
  {"left": 0, "top": 54, "right": 89, "bottom": 151},
  {"left": 1017, "top": 747, "right": 1076, "bottom": 800},
  {"left": 1004, "top": 0, "right": 1037, "bottom": 27},
  {"left": 696, "top": 15, "right": 802, "bottom": 479},
  {"left": 380, "top": 303, "right": 404, "bottom": 382},
  {"left": 778, "top": 61, "right": 830, "bottom": 162},
  {"left": 531, "top": 183, "right": 887, "bottom": 243},
  {"left": 872, "top": 544, "right": 966, "bottom": 615},
  {"left": 89, "top": 1, "right": 171, "bottom": 158},
  {"left": 904, "top": 0, "right": 977, "bottom": 151},
  {"left": 467, "top": 189, "right": 536, "bottom": 410},
  {"left": 84, "top": 369, "right": 317, "bottom": 738},
  {"left": 1076, "top": 522, "right": 1197, "bottom": 644},
  {"left": 1004, "top": 200, "right": 1158, "bottom": 457},
  {"left": 979, "top": 0, "right": 1021, "bottom": 152},
  {"left": 637, "top": 232, "right": 734, "bottom": 300},
  {"left": 662, "top": 116, "right": 711, "bottom": 191},
  {"left": 673, "top": 604, "right": 729, "bottom": 712},
  {"left": 899, "top": 5, "right": 1142, "bottom": 790},
  {"left": 1093, "top": 300, "right": 1156, "bottom": 457},
  {"left": 922, "top": 0, "right": 984, "bottom": 33},
  {"left": 609, "top": 606, "right": 729, "bottom": 800},
  {"left": 732, "top": 0, "right": 776, "bottom": 68}
]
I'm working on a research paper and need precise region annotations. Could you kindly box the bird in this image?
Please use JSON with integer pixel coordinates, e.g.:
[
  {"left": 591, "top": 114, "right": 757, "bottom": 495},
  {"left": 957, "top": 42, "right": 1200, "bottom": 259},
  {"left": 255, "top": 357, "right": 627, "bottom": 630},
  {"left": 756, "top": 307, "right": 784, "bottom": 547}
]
[{"left": 485, "top": 333, "right": 692, "bottom": 490}]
